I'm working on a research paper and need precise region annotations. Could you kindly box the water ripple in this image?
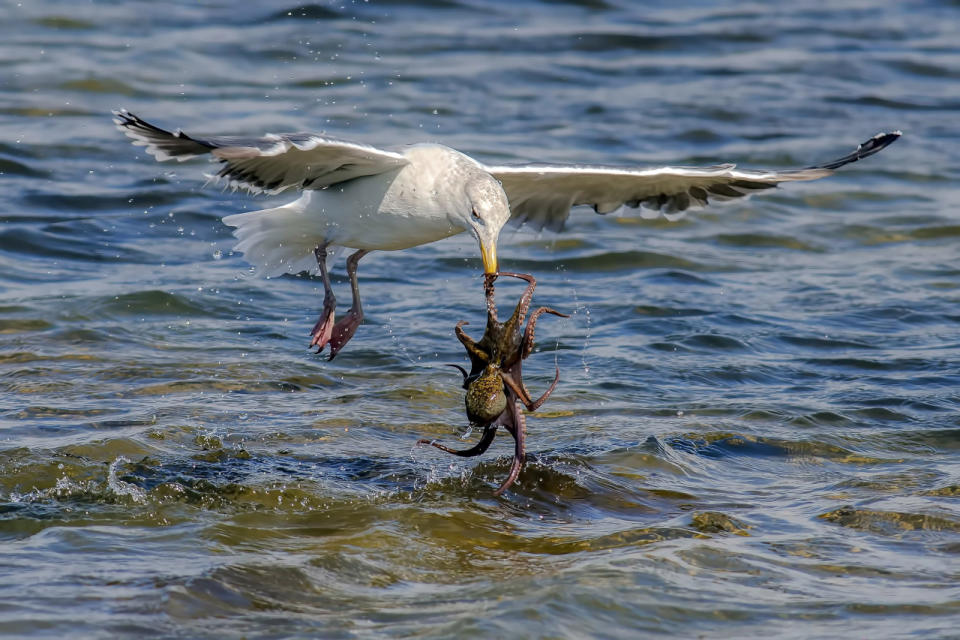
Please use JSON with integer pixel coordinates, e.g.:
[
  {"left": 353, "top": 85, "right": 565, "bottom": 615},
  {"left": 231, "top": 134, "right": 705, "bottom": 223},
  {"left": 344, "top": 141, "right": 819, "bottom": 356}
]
[{"left": 1, "top": 1, "right": 958, "bottom": 638}]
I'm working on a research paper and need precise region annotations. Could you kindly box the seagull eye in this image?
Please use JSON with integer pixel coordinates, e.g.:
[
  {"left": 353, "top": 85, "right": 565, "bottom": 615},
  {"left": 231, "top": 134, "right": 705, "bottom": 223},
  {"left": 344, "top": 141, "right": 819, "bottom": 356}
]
[{"left": 471, "top": 208, "right": 482, "bottom": 222}]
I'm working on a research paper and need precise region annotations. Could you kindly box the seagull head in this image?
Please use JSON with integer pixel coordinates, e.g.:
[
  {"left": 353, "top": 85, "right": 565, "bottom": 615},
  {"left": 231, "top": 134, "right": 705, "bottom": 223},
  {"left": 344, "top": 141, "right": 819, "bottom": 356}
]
[{"left": 462, "top": 174, "right": 511, "bottom": 275}]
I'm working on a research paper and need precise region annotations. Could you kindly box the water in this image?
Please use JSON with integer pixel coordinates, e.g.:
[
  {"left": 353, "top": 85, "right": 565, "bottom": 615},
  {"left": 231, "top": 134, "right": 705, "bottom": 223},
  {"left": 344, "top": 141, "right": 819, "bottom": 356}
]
[{"left": 2, "top": 0, "right": 959, "bottom": 637}]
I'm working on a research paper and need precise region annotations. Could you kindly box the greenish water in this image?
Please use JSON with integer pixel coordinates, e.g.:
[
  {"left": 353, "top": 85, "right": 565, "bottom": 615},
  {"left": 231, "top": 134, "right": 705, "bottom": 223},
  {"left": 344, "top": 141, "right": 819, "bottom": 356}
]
[{"left": 2, "top": 1, "right": 959, "bottom": 638}]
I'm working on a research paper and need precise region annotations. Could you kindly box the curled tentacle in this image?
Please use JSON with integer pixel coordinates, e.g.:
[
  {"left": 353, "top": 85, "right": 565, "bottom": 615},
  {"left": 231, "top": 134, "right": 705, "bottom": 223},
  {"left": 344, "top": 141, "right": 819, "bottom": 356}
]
[
  {"left": 454, "top": 320, "right": 472, "bottom": 346},
  {"left": 495, "top": 271, "right": 537, "bottom": 335},
  {"left": 521, "top": 306, "right": 569, "bottom": 361},
  {"left": 499, "top": 369, "right": 535, "bottom": 409},
  {"left": 495, "top": 453, "right": 523, "bottom": 497},
  {"left": 500, "top": 363, "right": 559, "bottom": 412},
  {"left": 527, "top": 365, "right": 560, "bottom": 411},
  {"left": 446, "top": 363, "right": 470, "bottom": 389},
  {"left": 493, "top": 400, "right": 526, "bottom": 496},
  {"left": 455, "top": 320, "right": 489, "bottom": 365},
  {"left": 417, "top": 425, "right": 498, "bottom": 458}
]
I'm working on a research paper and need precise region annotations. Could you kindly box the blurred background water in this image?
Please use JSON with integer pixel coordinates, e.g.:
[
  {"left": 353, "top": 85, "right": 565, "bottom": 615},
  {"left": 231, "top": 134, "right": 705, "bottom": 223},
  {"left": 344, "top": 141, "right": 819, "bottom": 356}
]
[{"left": 1, "top": 0, "right": 959, "bottom": 638}]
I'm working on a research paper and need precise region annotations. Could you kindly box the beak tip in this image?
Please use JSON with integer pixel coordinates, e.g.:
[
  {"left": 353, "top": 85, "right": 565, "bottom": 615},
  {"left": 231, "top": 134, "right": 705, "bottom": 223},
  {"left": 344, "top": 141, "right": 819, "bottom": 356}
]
[{"left": 480, "top": 242, "right": 498, "bottom": 275}]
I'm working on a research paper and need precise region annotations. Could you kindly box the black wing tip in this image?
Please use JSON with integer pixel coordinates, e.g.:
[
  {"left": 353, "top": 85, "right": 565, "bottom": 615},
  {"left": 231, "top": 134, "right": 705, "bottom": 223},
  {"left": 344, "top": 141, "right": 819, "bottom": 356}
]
[
  {"left": 814, "top": 130, "right": 902, "bottom": 171},
  {"left": 112, "top": 109, "right": 219, "bottom": 160},
  {"left": 112, "top": 109, "right": 186, "bottom": 143},
  {"left": 112, "top": 108, "right": 162, "bottom": 133},
  {"left": 862, "top": 130, "right": 902, "bottom": 154},
  {"left": 112, "top": 108, "right": 136, "bottom": 129}
]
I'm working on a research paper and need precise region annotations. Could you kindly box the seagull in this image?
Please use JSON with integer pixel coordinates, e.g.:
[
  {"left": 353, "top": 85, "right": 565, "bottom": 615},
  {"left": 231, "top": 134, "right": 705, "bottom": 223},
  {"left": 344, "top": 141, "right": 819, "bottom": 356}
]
[{"left": 113, "top": 110, "right": 899, "bottom": 358}]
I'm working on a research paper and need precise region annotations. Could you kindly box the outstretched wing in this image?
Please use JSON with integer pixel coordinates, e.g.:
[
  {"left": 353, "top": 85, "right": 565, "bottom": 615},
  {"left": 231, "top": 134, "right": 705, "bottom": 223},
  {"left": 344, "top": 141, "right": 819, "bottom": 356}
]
[
  {"left": 485, "top": 131, "right": 901, "bottom": 231},
  {"left": 113, "top": 109, "right": 409, "bottom": 194}
]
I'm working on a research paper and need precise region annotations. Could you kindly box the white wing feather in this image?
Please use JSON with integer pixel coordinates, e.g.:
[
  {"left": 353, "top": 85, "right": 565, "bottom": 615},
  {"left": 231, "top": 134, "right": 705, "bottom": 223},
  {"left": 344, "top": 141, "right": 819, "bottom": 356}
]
[
  {"left": 486, "top": 131, "right": 901, "bottom": 231},
  {"left": 113, "top": 109, "right": 409, "bottom": 194}
]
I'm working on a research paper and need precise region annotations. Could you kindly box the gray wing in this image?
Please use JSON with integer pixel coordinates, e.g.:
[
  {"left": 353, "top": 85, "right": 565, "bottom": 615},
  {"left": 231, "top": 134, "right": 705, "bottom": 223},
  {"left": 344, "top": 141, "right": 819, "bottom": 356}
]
[
  {"left": 485, "top": 132, "right": 901, "bottom": 231},
  {"left": 113, "top": 109, "right": 409, "bottom": 194}
]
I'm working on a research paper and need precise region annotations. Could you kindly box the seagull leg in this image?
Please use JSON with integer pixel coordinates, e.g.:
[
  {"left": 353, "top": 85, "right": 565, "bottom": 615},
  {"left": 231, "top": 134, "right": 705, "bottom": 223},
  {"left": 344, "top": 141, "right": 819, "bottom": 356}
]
[
  {"left": 309, "top": 245, "right": 337, "bottom": 352},
  {"left": 327, "top": 249, "right": 370, "bottom": 360}
]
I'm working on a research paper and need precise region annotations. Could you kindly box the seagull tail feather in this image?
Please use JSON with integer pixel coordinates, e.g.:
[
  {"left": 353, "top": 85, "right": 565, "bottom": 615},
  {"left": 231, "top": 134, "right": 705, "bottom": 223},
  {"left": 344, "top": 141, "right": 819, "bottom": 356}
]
[{"left": 222, "top": 203, "right": 323, "bottom": 277}]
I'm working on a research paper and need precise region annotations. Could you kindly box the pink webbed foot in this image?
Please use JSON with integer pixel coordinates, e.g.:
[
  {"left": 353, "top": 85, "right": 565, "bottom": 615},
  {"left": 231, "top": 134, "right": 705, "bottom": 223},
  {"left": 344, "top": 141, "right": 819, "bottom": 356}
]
[
  {"left": 309, "top": 301, "right": 336, "bottom": 352},
  {"left": 327, "top": 307, "right": 363, "bottom": 360}
]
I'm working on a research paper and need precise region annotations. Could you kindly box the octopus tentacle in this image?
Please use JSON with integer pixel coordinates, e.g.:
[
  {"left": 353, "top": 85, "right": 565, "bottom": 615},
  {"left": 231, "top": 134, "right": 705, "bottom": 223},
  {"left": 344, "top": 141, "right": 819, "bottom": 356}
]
[
  {"left": 446, "top": 363, "right": 468, "bottom": 381},
  {"left": 499, "top": 369, "right": 535, "bottom": 408},
  {"left": 483, "top": 273, "right": 499, "bottom": 326},
  {"left": 496, "top": 271, "right": 537, "bottom": 335},
  {"left": 417, "top": 425, "right": 498, "bottom": 458},
  {"left": 500, "top": 364, "right": 559, "bottom": 412},
  {"left": 521, "top": 306, "right": 569, "bottom": 360},
  {"left": 494, "top": 399, "right": 526, "bottom": 496},
  {"left": 527, "top": 365, "right": 560, "bottom": 411},
  {"left": 445, "top": 363, "right": 470, "bottom": 389},
  {"left": 455, "top": 320, "right": 490, "bottom": 365}
]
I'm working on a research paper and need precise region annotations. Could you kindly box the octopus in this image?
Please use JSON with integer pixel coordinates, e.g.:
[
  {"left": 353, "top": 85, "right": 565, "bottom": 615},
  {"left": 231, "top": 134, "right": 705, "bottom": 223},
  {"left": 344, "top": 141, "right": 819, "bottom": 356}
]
[{"left": 419, "top": 272, "right": 567, "bottom": 496}]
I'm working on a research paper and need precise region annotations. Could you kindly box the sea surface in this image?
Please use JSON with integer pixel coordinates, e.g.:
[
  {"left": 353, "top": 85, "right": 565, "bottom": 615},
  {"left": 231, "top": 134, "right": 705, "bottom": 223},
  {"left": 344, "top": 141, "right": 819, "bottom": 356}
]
[{"left": 1, "top": 1, "right": 958, "bottom": 638}]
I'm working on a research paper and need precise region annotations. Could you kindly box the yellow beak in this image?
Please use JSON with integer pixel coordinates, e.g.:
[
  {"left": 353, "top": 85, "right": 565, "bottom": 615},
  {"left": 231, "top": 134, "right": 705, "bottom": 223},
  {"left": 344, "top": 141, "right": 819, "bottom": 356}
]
[{"left": 480, "top": 240, "right": 498, "bottom": 275}]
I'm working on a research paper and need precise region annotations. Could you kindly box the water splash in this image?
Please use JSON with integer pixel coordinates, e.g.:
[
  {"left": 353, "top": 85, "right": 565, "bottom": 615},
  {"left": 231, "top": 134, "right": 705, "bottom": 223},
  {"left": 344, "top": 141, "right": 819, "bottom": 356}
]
[
  {"left": 107, "top": 456, "right": 147, "bottom": 504},
  {"left": 384, "top": 314, "right": 419, "bottom": 366},
  {"left": 561, "top": 272, "right": 592, "bottom": 376}
]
